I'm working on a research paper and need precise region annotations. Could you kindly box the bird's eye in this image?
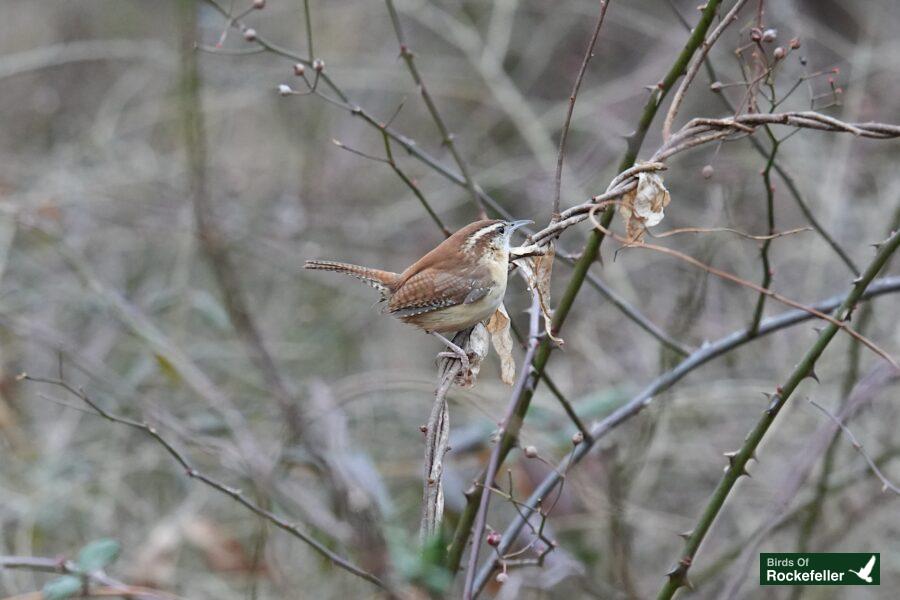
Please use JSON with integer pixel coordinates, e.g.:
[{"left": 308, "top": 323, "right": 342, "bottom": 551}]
[{"left": 498, "top": 225, "right": 507, "bottom": 234}]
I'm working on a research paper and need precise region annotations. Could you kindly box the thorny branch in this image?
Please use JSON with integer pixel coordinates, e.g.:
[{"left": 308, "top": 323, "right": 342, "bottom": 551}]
[
  {"left": 656, "top": 227, "right": 900, "bottom": 599},
  {"left": 472, "top": 275, "right": 900, "bottom": 593}
]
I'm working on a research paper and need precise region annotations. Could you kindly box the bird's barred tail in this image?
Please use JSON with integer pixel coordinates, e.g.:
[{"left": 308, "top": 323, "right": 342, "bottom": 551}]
[{"left": 303, "top": 260, "right": 399, "bottom": 292}]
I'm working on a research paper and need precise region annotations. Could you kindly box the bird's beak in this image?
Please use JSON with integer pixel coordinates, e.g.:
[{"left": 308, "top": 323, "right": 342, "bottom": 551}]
[{"left": 509, "top": 219, "right": 533, "bottom": 232}]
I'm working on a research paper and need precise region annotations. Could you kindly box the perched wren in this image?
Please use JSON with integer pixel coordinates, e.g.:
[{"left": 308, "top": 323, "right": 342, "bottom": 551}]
[{"left": 304, "top": 219, "right": 532, "bottom": 366}]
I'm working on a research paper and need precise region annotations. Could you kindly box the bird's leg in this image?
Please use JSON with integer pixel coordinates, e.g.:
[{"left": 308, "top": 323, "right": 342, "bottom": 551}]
[{"left": 432, "top": 331, "right": 470, "bottom": 374}]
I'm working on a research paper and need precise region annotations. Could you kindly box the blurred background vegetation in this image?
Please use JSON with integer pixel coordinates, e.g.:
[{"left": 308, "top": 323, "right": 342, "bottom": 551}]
[{"left": 1, "top": 0, "right": 898, "bottom": 598}]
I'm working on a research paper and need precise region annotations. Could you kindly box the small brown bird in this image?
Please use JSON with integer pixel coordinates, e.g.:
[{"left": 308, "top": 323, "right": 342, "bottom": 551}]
[{"left": 304, "top": 219, "right": 531, "bottom": 366}]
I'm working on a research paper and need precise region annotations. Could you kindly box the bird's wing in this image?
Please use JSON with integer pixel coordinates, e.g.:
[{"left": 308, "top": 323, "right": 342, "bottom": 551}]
[
  {"left": 862, "top": 555, "right": 876, "bottom": 576},
  {"left": 388, "top": 267, "right": 490, "bottom": 318}
]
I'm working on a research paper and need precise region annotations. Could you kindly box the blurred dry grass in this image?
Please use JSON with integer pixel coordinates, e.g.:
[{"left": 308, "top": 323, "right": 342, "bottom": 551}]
[{"left": 1, "top": 0, "right": 899, "bottom": 598}]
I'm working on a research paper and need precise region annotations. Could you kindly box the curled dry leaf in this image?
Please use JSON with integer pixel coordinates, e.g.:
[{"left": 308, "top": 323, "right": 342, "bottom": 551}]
[
  {"left": 619, "top": 169, "right": 671, "bottom": 242},
  {"left": 486, "top": 304, "right": 516, "bottom": 385},
  {"left": 528, "top": 243, "right": 563, "bottom": 346},
  {"left": 455, "top": 322, "right": 490, "bottom": 387}
]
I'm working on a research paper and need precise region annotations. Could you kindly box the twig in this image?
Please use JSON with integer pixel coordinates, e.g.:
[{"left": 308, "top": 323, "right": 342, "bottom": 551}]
[
  {"left": 509, "top": 319, "right": 595, "bottom": 440},
  {"left": 20, "top": 375, "right": 386, "bottom": 591},
  {"left": 650, "top": 225, "right": 810, "bottom": 240},
  {"left": 384, "top": 0, "right": 486, "bottom": 219},
  {"left": 0, "top": 555, "right": 177, "bottom": 600},
  {"left": 334, "top": 134, "right": 452, "bottom": 237},
  {"left": 655, "top": 227, "right": 900, "bottom": 598},
  {"left": 662, "top": 0, "right": 750, "bottom": 141},
  {"left": 471, "top": 274, "right": 900, "bottom": 592},
  {"left": 698, "top": 53, "right": 861, "bottom": 274},
  {"left": 808, "top": 399, "right": 900, "bottom": 495},
  {"left": 302, "top": 0, "right": 314, "bottom": 62},
  {"left": 588, "top": 206, "right": 899, "bottom": 369},
  {"left": 552, "top": 0, "right": 611, "bottom": 219},
  {"left": 580, "top": 268, "right": 693, "bottom": 357},
  {"left": 748, "top": 128, "right": 779, "bottom": 333},
  {"left": 541, "top": 371, "right": 593, "bottom": 442},
  {"left": 463, "top": 292, "right": 541, "bottom": 599}
]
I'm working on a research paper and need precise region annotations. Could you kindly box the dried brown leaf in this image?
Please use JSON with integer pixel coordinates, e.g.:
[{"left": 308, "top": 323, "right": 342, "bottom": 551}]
[
  {"left": 619, "top": 169, "right": 671, "bottom": 243},
  {"left": 527, "top": 244, "right": 563, "bottom": 346},
  {"left": 487, "top": 304, "right": 516, "bottom": 385},
  {"left": 456, "top": 323, "right": 490, "bottom": 387}
]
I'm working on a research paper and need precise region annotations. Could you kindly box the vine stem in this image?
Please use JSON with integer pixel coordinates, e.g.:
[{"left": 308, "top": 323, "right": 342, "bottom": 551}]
[{"left": 656, "top": 227, "right": 900, "bottom": 598}]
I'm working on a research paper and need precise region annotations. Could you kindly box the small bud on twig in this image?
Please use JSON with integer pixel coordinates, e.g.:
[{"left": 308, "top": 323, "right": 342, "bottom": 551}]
[
  {"left": 252, "top": 0, "right": 266, "bottom": 9},
  {"left": 487, "top": 532, "right": 501, "bottom": 546},
  {"left": 524, "top": 445, "right": 538, "bottom": 458},
  {"left": 762, "top": 28, "right": 778, "bottom": 43},
  {"left": 313, "top": 59, "right": 325, "bottom": 72},
  {"left": 572, "top": 431, "right": 584, "bottom": 445},
  {"left": 709, "top": 81, "right": 723, "bottom": 93},
  {"left": 773, "top": 47, "right": 786, "bottom": 60},
  {"left": 277, "top": 84, "right": 294, "bottom": 96},
  {"left": 496, "top": 572, "right": 508, "bottom": 584},
  {"left": 701, "top": 165, "right": 714, "bottom": 179},
  {"left": 293, "top": 63, "right": 305, "bottom": 76},
  {"left": 243, "top": 28, "right": 257, "bottom": 42},
  {"left": 789, "top": 37, "right": 801, "bottom": 49}
]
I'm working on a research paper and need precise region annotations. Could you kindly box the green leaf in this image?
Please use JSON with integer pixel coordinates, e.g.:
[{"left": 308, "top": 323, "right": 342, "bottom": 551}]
[
  {"left": 42, "top": 575, "right": 82, "bottom": 600},
  {"left": 76, "top": 538, "right": 120, "bottom": 572},
  {"left": 154, "top": 353, "right": 182, "bottom": 383}
]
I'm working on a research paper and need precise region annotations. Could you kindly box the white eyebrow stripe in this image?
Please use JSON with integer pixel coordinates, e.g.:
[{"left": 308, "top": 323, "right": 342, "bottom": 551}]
[{"left": 462, "top": 223, "right": 504, "bottom": 250}]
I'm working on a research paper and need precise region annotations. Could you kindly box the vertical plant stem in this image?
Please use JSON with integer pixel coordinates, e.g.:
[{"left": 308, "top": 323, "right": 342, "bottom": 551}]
[
  {"left": 303, "top": 0, "right": 315, "bottom": 61},
  {"left": 444, "top": 0, "right": 725, "bottom": 574},
  {"left": 749, "top": 128, "right": 779, "bottom": 333},
  {"left": 420, "top": 366, "right": 455, "bottom": 541},
  {"left": 553, "top": 0, "right": 611, "bottom": 219},
  {"left": 656, "top": 226, "right": 900, "bottom": 599}
]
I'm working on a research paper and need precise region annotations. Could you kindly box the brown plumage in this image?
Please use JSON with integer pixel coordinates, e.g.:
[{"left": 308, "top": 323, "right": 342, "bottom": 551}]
[{"left": 304, "top": 219, "right": 531, "bottom": 333}]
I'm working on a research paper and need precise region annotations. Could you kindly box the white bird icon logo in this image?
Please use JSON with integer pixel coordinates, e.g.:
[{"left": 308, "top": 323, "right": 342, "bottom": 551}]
[{"left": 848, "top": 555, "right": 876, "bottom": 583}]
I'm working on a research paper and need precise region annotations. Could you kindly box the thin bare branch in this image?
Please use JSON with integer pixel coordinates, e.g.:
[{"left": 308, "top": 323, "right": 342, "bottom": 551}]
[
  {"left": 553, "top": 0, "right": 611, "bottom": 219},
  {"left": 662, "top": 0, "right": 750, "bottom": 141},
  {"left": 20, "top": 375, "right": 386, "bottom": 591}
]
